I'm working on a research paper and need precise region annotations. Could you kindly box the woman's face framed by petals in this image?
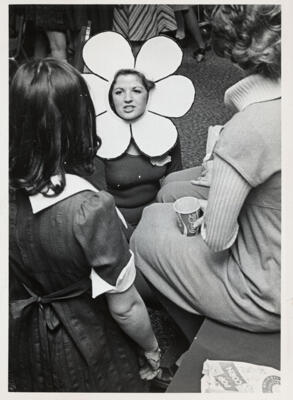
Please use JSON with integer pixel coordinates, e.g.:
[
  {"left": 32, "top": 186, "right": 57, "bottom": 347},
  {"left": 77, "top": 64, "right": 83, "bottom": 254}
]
[
  {"left": 82, "top": 32, "right": 195, "bottom": 159},
  {"left": 111, "top": 74, "right": 149, "bottom": 122}
]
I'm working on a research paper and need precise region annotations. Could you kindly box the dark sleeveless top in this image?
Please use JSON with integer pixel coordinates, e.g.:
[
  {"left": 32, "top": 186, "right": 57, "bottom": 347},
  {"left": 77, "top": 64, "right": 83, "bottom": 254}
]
[{"left": 104, "top": 139, "right": 182, "bottom": 226}]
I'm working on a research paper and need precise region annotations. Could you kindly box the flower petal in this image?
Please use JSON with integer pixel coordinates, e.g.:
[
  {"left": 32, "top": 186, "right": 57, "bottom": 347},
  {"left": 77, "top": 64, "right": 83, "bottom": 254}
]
[
  {"left": 83, "top": 32, "right": 134, "bottom": 82},
  {"left": 96, "top": 111, "right": 131, "bottom": 159},
  {"left": 83, "top": 73, "right": 110, "bottom": 116},
  {"left": 135, "top": 36, "right": 182, "bottom": 82},
  {"left": 132, "top": 112, "right": 178, "bottom": 157},
  {"left": 147, "top": 75, "right": 195, "bottom": 117}
]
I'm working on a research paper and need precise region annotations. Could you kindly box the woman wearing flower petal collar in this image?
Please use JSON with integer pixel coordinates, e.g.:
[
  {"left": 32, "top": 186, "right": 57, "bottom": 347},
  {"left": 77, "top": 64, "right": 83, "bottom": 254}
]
[
  {"left": 9, "top": 59, "right": 162, "bottom": 391},
  {"left": 105, "top": 68, "right": 182, "bottom": 229},
  {"left": 130, "top": 5, "right": 281, "bottom": 334},
  {"left": 82, "top": 32, "right": 195, "bottom": 230}
]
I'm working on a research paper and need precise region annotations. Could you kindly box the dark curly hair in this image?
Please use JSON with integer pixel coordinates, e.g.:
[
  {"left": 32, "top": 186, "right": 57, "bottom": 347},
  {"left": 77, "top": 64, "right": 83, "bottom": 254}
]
[
  {"left": 211, "top": 5, "right": 281, "bottom": 79},
  {"left": 10, "top": 58, "right": 100, "bottom": 196},
  {"left": 108, "top": 69, "right": 155, "bottom": 114}
]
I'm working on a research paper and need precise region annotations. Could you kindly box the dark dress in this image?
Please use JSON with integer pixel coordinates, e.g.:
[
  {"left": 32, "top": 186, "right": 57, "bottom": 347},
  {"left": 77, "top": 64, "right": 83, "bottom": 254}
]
[
  {"left": 24, "top": 5, "right": 71, "bottom": 32},
  {"left": 9, "top": 183, "right": 147, "bottom": 392},
  {"left": 104, "top": 140, "right": 182, "bottom": 226}
]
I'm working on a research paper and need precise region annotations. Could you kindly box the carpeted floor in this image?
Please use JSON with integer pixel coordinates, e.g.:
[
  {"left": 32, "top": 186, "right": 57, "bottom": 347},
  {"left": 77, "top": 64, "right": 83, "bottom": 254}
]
[{"left": 173, "top": 40, "right": 244, "bottom": 168}]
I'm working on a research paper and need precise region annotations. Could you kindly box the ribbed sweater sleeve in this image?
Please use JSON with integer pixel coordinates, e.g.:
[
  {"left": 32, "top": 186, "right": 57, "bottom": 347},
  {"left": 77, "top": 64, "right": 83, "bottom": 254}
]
[{"left": 201, "top": 155, "right": 251, "bottom": 252}]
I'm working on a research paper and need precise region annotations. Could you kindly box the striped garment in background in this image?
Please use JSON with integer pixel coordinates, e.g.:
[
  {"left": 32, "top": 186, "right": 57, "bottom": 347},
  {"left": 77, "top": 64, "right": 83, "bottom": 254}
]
[{"left": 112, "top": 4, "right": 177, "bottom": 41}]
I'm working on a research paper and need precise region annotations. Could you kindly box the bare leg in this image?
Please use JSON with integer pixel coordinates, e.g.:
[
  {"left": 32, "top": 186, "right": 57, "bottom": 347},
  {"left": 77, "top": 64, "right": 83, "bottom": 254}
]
[
  {"left": 182, "top": 7, "right": 205, "bottom": 62},
  {"left": 46, "top": 31, "right": 67, "bottom": 60},
  {"left": 174, "top": 11, "right": 186, "bottom": 40}
]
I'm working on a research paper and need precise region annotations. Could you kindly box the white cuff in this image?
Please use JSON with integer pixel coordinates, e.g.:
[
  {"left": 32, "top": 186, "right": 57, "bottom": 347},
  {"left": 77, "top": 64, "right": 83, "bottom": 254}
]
[{"left": 90, "top": 251, "right": 136, "bottom": 298}]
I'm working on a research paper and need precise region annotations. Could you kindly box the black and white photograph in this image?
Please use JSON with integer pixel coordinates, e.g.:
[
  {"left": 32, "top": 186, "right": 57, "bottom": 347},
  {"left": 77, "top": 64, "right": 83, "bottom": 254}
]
[{"left": 4, "top": 0, "right": 292, "bottom": 397}]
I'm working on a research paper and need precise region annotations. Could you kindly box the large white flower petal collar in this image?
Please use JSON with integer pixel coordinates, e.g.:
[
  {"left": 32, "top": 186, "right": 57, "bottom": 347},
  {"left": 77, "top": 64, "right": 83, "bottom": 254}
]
[{"left": 82, "top": 31, "right": 195, "bottom": 159}]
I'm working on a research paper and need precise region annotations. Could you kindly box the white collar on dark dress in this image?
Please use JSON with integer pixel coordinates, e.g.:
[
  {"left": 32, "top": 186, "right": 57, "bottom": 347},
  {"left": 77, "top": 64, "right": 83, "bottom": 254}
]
[
  {"left": 28, "top": 174, "right": 128, "bottom": 228},
  {"left": 28, "top": 174, "right": 132, "bottom": 298},
  {"left": 28, "top": 174, "right": 98, "bottom": 214},
  {"left": 29, "top": 174, "right": 128, "bottom": 229}
]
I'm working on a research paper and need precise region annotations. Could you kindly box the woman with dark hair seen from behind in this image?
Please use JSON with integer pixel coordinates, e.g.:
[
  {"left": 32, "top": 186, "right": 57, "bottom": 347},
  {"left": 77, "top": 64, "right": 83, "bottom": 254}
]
[
  {"left": 9, "top": 59, "right": 161, "bottom": 392},
  {"left": 130, "top": 5, "right": 281, "bottom": 334}
]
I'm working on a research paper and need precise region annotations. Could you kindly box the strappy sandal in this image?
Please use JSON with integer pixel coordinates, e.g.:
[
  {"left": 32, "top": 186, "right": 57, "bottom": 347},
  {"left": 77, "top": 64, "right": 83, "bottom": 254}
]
[
  {"left": 151, "top": 364, "right": 178, "bottom": 391},
  {"left": 193, "top": 47, "right": 205, "bottom": 63}
]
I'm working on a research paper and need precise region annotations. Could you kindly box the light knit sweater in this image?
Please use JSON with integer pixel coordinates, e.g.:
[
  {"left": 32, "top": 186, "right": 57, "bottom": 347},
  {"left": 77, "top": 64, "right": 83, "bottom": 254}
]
[
  {"left": 130, "top": 73, "right": 281, "bottom": 332},
  {"left": 201, "top": 74, "right": 281, "bottom": 252}
]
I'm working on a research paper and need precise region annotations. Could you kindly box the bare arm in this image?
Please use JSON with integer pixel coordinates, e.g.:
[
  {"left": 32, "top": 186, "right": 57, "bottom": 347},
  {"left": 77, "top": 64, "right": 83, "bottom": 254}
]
[
  {"left": 106, "top": 284, "right": 161, "bottom": 380},
  {"left": 106, "top": 284, "right": 158, "bottom": 352}
]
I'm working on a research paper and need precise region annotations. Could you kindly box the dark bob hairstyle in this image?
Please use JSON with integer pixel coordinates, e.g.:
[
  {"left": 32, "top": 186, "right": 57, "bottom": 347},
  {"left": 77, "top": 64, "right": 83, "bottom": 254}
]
[
  {"left": 9, "top": 58, "right": 100, "bottom": 196},
  {"left": 108, "top": 69, "right": 155, "bottom": 114},
  {"left": 211, "top": 5, "right": 281, "bottom": 79}
]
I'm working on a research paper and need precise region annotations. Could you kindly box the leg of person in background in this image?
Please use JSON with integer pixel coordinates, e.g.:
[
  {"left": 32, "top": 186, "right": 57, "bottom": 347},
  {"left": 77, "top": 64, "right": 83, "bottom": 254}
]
[
  {"left": 173, "top": 11, "right": 185, "bottom": 40},
  {"left": 34, "top": 31, "right": 48, "bottom": 58},
  {"left": 182, "top": 7, "right": 205, "bottom": 63},
  {"left": 46, "top": 30, "right": 67, "bottom": 60},
  {"left": 158, "top": 166, "right": 209, "bottom": 202},
  {"left": 163, "top": 166, "right": 202, "bottom": 185}
]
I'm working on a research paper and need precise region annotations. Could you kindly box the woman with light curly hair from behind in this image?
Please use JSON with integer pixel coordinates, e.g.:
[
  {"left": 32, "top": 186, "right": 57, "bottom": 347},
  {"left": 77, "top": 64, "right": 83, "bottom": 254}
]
[{"left": 130, "top": 5, "right": 281, "bottom": 335}]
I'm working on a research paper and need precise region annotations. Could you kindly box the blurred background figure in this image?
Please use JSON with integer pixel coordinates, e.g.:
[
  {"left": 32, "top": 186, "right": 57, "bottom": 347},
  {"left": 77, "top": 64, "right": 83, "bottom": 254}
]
[
  {"left": 172, "top": 5, "right": 207, "bottom": 62},
  {"left": 24, "top": 5, "right": 69, "bottom": 60},
  {"left": 69, "top": 4, "right": 114, "bottom": 68},
  {"left": 13, "top": 5, "right": 115, "bottom": 69},
  {"left": 112, "top": 4, "right": 177, "bottom": 56}
]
